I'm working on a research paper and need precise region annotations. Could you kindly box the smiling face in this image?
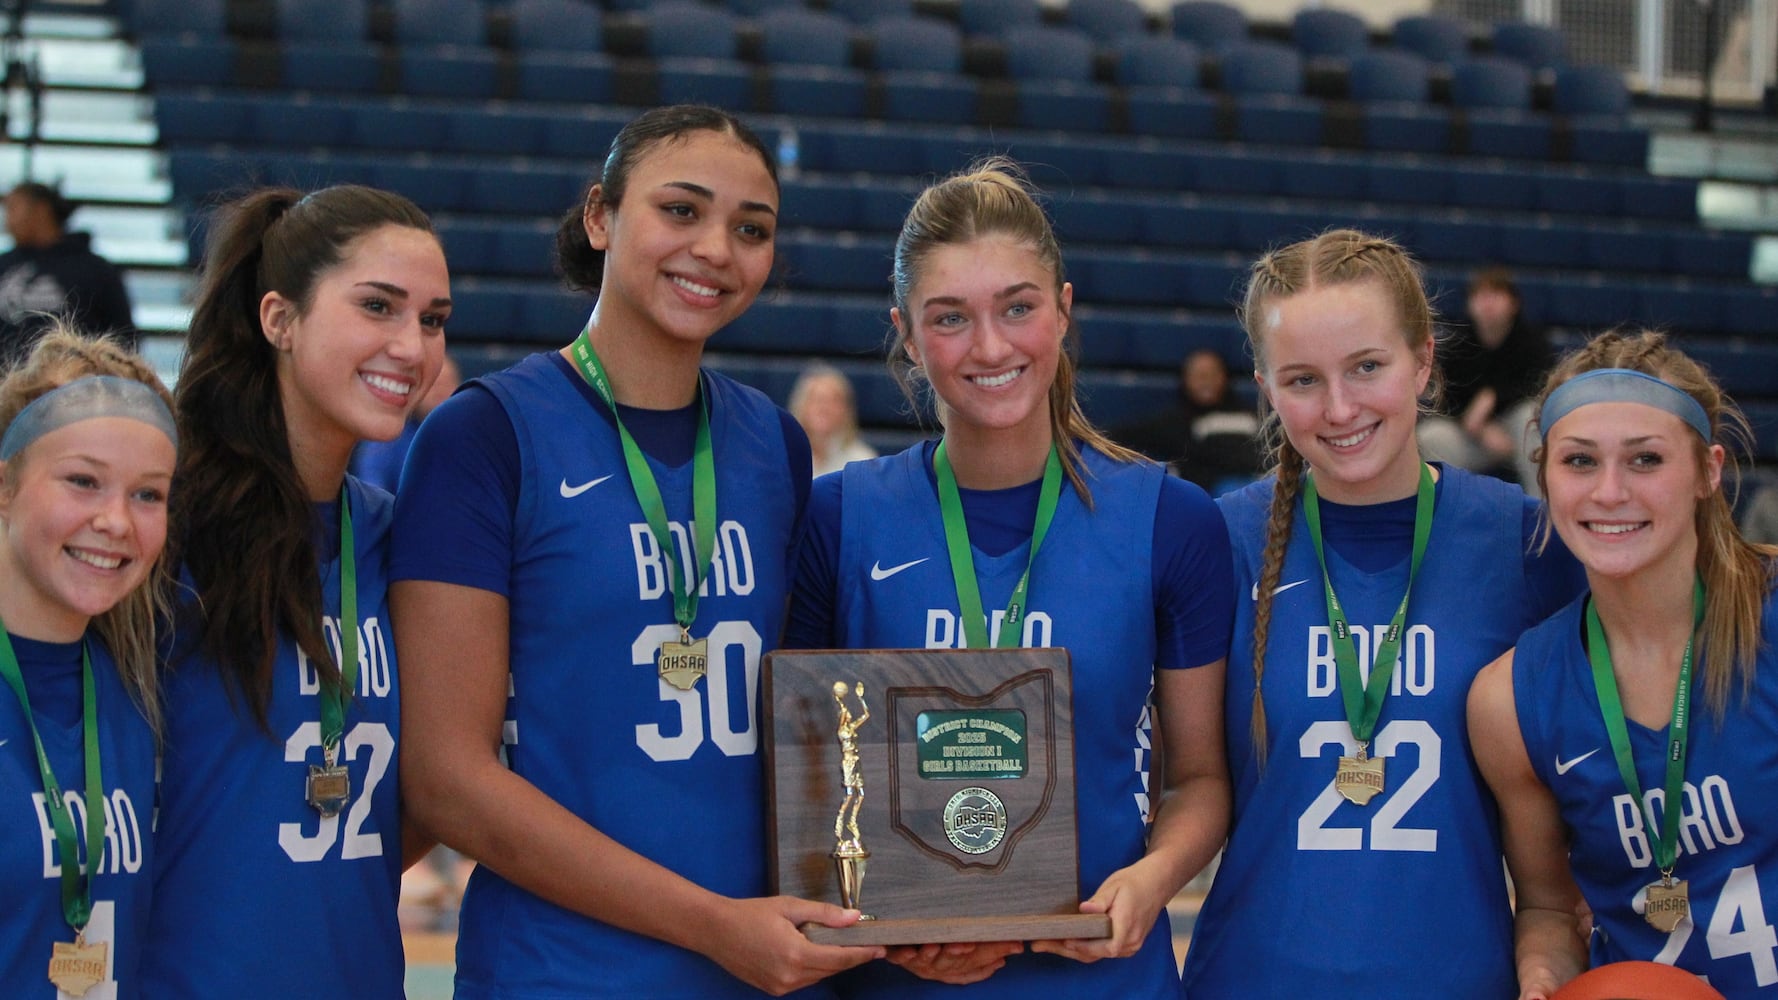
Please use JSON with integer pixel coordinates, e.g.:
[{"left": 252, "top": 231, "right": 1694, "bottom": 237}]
[
  {"left": 1256, "top": 279, "right": 1432, "bottom": 505},
  {"left": 585, "top": 130, "right": 778, "bottom": 350},
  {"left": 263, "top": 223, "right": 450, "bottom": 476},
  {"left": 0, "top": 416, "right": 173, "bottom": 641},
  {"left": 893, "top": 234, "right": 1070, "bottom": 447},
  {"left": 1541, "top": 401, "right": 1722, "bottom": 583}
]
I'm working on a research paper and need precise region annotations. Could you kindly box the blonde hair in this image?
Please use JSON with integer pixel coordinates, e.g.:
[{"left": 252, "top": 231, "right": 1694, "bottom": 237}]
[
  {"left": 0, "top": 324, "right": 174, "bottom": 737},
  {"left": 789, "top": 363, "right": 863, "bottom": 450},
  {"left": 1239, "top": 229, "right": 1439, "bottom": 761},
  {"left": 889, "top": 158, "right": 1142, "bottom": 503},
  {"left": 1533, "top": 329, "right": 1774, "bottom": 718}
]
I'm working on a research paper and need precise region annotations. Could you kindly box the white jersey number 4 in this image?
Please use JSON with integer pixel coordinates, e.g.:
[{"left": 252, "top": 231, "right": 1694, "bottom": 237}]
[{"left": 1649, "top": 863, "right": 1778, "bottom": 987}]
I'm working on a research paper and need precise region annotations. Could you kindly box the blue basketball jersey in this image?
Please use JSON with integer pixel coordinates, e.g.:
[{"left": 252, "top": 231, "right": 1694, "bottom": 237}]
[
  {"left": 1515, "top": 591, "right": 1778, "bottom": 998},
  {"left": 141, "top": 476, "right": 404, "bottom": 999},
  {"left": 1, "top": 634, "right": 156, "bottom": 1000},
  {"left": 1185, "top": 467, "right": 1571, "bottom": 999},
  {"left": 830, "top": 443, "right": 1183, "bottom": 999},
  {"left": 453, "top": 353, "right": 804, "bottom": 999}
]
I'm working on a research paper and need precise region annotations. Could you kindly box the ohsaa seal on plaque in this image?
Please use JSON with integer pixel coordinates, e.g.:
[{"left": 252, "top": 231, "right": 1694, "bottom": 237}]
[{"left": 943, "top": 786, "right": 1007, "bottom": 855}]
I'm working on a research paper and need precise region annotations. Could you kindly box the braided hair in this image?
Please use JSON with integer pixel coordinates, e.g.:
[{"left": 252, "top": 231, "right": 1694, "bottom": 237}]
[{"left": 1239, "top": 229, "right": 1439, "bottom": 761}]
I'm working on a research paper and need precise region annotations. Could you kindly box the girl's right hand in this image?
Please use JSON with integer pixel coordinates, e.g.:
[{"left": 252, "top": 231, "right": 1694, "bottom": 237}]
[{"left": 706, "top": 895, "right": 884, "bottom": 996}]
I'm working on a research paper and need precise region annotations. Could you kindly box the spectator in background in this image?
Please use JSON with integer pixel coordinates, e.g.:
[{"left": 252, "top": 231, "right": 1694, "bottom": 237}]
[
  {"left": 0, "top": 183, "right": 135, "bottom": 361},
  {"left": 351, "top": 351, "right": 461, "bottom": 492},
  {"left": 790, "top": 362, "right": 876, "bottom": 478},
  {"left": 1419, "top": 267, "right": 1552, "bottom": 493},
  {"left": 1115, "top": 348, "right": 1263, "bottom": 496}
]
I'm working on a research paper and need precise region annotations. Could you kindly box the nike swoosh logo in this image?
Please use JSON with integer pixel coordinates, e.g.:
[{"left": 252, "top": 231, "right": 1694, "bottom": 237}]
[
  {"left": 1555, "top": 748, "right": 1600, "bottom": 775},
  {"left": 559, "top": 474, "right": 614, "bottom": 498},
  {"left": 871, "top": 558, "right": 929, "bottom": 581},
  {"left": 1250, "top": 579, "right": 1309, "bottom": 601}
]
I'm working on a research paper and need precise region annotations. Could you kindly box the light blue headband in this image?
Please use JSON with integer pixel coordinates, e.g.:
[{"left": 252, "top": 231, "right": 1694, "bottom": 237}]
[
  {"left": 1539, "top": 368, "right": 1711, "bottom": 443},
  {"left": 0, "top": 375, "right": 177, "bottom": 461}
]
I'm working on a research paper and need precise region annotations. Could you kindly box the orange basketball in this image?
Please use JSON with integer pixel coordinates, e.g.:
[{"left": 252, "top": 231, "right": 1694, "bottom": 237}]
[{"left": 1551, "top": 961, "right": 1725, "bottom": 1000}]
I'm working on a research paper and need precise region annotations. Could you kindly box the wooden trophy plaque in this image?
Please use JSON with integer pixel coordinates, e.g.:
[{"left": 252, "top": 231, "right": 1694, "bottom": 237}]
[{"left": 762, "top": 648, "right": 1110, "bottom": 946}]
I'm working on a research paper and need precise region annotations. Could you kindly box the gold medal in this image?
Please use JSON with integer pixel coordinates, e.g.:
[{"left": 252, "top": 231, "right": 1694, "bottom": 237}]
[
  {"left": 307, "top": 757, "right": 351, "bottom": 818},
  {"left": 658, "top": 631, "right": 708, "bottom": 692},
  {"left": 47, "top": 934, "right": 106, "bottom": 996},
  {"left": 1336, "top": 745, "right": 1386, "bottom": 806},
  {"left": 1645, "top": 876, "right": 1690, "bottom": 933}
]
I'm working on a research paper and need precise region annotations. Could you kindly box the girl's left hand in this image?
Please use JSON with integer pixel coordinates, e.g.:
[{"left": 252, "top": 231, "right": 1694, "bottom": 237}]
[{"left": 1028, "top": 863, "right": 1166, "bottom": 963}]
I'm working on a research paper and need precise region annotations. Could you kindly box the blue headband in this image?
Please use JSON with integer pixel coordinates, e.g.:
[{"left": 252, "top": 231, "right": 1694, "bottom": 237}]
[
  {"left": 0, "top": 375, "right": 177, "bottom": 461},
  {"left": 1539, "top": 368, "right": 1711, "bottom": 443}
]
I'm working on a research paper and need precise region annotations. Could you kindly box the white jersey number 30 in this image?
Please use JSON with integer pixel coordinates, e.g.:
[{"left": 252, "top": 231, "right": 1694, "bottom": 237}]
[{"left": 633, "top": 621, "right": 761, "bottom": 761}]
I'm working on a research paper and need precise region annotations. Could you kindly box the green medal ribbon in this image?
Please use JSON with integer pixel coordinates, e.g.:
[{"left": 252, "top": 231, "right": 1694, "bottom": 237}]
[
  {"left": 0, "top": 629, "right": 104, "bottom": 935},
  {"left": 1586, "top": 580, "right": 1706, "bottom": 877},
  {"left": 319, "top": 488, "right": 359, "bottom": 769},
  {"left": 933, "top": 441, "right": 1063, "bottom": 650},
  {"left": 1302, "top": 463, "right": 1436, "bottom": 748},
  {"left": 569, "top": 325, "right": 716, "bottom": 641}
]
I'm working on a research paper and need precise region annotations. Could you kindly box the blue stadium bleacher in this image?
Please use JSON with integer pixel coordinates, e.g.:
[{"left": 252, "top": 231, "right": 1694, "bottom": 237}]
[
  {"left": 1291, "top": 7, "right": 1369, "bottom": 61},
  {"left": 508, "top": 0, "right": 615, "bottom": 104},
  {"left": 829, "top": 0, "right": 912, "bottom": 26},
  {"left": 1451, "top": 55, "right": 1552, "bottom": 159},
  {"left": 756, "top": 10, "right": 867, "bottom": 119},
  {"left": 1347, "top": 50, "right": 1451, "bottom": 154},
  {"left": 958, "top": 0, "right": 1041, "bottom": 38},
  {"left": 1391, "top": 13, "right": 1470, "bottom": 64},
  {"left": 1066, "top": 0, "right": 1149, "bottom": 45},
  {"left": 389, "top": 0, "right": 500, "bottom": 100},
  {"left": 1491, "top": 20, "right": 1567, "bottom": 71},
  {"left": 866, "top": 17, "right": 976, "bottom": 125},
  {"left": 642, "top": 3, "right": 751, "bottom": 111},
  {"left": 1000, "top": 25, "right": 1111, "bottom": 132},
  {"left": 1170, "top": 1, "right": 1248, "bottom": 52},
  {"left": 140, "top": 3, "right": 1775, "bottom": 448},
  {"left": 1117, "top": 36, "right": 1217, "bottom": 139},
  {"left": 1219, "top": 41, "right": 1322, "bottom": 145}
]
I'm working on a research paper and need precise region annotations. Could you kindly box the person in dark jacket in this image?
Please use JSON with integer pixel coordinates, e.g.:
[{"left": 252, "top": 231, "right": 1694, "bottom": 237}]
[
  {"left": 1114, "top": 348, "right": 1263, "bottom": 496},
  {"left": 0, "top": 182, "right": 135, "bottom": 361},
  {"left": 1419, "top": 267, "right": 1552, "bottom": 492}
]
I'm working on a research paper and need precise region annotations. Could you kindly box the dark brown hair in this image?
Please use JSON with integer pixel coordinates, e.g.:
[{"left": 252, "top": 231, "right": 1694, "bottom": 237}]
[
  {"left": 554, "top": 104, "right": 777, "bottom": 293},
  {"left": 172, "top": 184, "right": 434, "bottom": 725}
]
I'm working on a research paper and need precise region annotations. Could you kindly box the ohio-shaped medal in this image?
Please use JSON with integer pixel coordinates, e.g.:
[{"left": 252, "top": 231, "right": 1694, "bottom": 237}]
[
  {"left": 1336, "top": 752, "right": 1386, "bottom": 805},
  {"left": 307, "top": 763, "right": 351, "bottom": 818},
  {"left": 1645, "top": 877, "right": 1689, "bottom": 933},
  {"left": 658, "top": 636, "right": 708, "bottom": 692},
  {"left": 48, "top": 936, "right": 107, "bottom": 996}
]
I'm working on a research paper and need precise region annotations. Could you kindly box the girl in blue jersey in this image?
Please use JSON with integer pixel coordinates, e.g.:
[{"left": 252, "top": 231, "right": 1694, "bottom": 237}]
[
  {"left": 1182, "top": 230, "right": 1585, "bottom": 999},
  {"left": 0, "top": 327, "right": 175, "bottom": 1000},
  {"left": 391, "top": 105, "right": 881, "bottom": 999},
  {"left": 785, "top": 159, "right": 1236, "bottom": 998},
  {"left": 1470, "top": 330, "right": 1778, "bottom": 999},
  {"left": 142, "top": 185, "right": 450, "bottom": 998}
]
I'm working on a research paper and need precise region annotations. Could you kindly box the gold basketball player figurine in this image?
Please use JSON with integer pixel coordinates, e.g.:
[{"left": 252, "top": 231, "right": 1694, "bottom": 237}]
[{"left": 831, "top": 680, "right": 870, "bottom": 913}]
